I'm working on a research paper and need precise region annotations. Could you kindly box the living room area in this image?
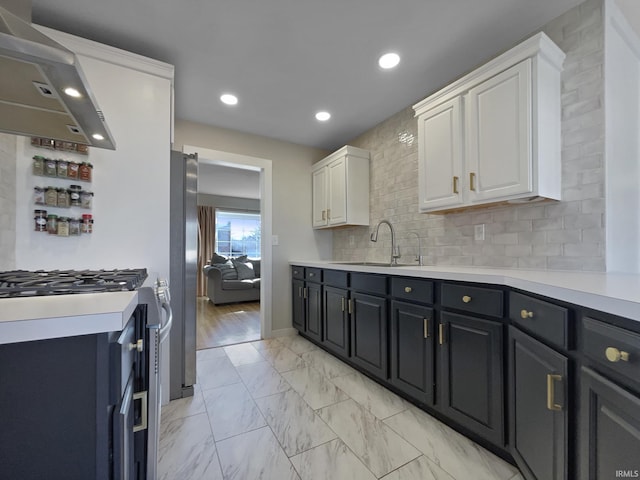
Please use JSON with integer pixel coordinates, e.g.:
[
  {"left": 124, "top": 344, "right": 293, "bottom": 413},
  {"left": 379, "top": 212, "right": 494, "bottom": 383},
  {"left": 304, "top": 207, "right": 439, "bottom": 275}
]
[{"left": 196, "top": 163, "right": 262, "bottom": 349}]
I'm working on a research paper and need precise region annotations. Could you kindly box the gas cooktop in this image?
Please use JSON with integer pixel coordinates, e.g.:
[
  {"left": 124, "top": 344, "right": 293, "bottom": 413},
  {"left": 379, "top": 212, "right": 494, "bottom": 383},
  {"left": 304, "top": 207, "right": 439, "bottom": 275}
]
[{"left": 0, "top": 269, "right": 148, "bottom": 298}]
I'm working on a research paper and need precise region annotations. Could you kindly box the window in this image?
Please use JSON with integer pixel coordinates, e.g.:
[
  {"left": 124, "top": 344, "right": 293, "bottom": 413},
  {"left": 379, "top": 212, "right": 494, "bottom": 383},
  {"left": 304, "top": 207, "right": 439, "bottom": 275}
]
[{"left": 215, "top": 210, "right": 261, "bottom": 258}]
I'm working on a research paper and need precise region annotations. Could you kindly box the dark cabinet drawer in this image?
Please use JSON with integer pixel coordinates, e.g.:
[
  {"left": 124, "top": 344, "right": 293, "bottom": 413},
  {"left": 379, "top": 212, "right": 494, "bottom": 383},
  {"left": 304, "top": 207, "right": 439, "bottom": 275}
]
[
  {"left": 510, "top": 292, "right": 569, "bottom": 349},
  {"left": 324, "top": 269, "right": 348, "bottom": 288},
  {"left": 391, "top": 277, "right": 434, "bottom": 304},
  {"left": 305, "top": 268, "right": 322, "bottom": 282},
  {"left": 291, "top": 266, "right": 304, "bottom": 279},
  {"left": 351, "top": 273, "right": 387, "bottom": 296},
  {"left": 583, "top": 317, "right": 640, "bottom": 388},
  {"left": 441, "top": 283, "right": 504, "bottom": 318}
]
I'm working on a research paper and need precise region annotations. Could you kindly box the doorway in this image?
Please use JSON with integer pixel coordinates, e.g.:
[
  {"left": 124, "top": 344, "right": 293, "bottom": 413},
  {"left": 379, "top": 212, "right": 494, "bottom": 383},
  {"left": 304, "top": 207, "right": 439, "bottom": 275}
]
[{"left": 183, "top": 145, "right": 273, "bottom": 349}]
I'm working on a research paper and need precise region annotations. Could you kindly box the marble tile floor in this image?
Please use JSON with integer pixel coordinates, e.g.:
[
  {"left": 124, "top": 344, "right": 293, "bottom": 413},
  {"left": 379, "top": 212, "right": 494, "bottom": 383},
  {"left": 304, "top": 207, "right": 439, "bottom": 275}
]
[{"left": 159, "top": 333, "right": 524, "bottom": 480}]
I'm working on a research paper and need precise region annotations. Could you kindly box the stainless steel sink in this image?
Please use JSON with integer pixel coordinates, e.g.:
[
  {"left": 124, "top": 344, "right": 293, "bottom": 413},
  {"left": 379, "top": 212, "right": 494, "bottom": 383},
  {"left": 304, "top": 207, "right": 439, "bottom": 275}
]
[{"left": 331, "top": 261, "right": 415, "bottom": 267}]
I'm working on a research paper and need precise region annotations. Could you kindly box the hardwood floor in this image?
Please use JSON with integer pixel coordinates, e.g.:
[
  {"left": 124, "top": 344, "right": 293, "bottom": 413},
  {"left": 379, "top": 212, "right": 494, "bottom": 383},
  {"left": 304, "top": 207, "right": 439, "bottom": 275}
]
[{"left": 196, "top": 297, "right": 261, "bottom": 349}]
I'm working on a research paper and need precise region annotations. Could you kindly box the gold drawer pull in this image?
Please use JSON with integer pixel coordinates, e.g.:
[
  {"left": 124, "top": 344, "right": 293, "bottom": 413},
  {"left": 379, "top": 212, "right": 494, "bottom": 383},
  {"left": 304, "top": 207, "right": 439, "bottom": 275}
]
[
  {"left": 520, "top": 309, "right": 533, "bottom": 319},
  {"left": 309, "top": 272, "right": 314, "bottom": 277},
  {"left": 546, "top": 374, "right": 563, "bottom": 411},
  {"left": 423, "top": 318, "right": 429, "bottom": 339},
  {"left": 462, "top": 295, "right": 472, "bottom": 303},
  {"left": 341, "top": 297, "right": 345, "bottom": 312},
  {"left": 438, "top": 323, "right": 444, "bottom": 345},
  {"left": 605, "top": 347, "right": 630, "bottom": 363},
  {"left": 405, "top": 286, "right": 412, "bottom": 293},
  {"left": 453, "top": 176, "right": 459, "bottom": 194},
  {"left": 469, "top": 172, "right": 476, "bottom": 191}
]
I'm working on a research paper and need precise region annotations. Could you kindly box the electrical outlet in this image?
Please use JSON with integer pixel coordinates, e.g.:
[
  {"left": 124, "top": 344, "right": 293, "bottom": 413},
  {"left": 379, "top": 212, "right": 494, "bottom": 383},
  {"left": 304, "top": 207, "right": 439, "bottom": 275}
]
[
  {"left": 349, "top": 235, "right": 355, "bottom": 246},
  {"left": 474, "top": 224, "right": 485, "bottom": 241},
  {"left": 272, "top": 235, "right": 279, "bottom": 246}
]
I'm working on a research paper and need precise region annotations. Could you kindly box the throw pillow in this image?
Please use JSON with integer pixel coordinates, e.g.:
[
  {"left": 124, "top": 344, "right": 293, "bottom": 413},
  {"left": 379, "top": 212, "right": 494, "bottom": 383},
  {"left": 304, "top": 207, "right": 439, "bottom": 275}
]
[
  {"left": 211, "top": 252, "right": 228, "bottom": 264},
  {"left": 232, "top": 259, "right": 255, "bottom": 280},
  {"left": 234, "top": 254, "right": 248, "bottom": 263}
]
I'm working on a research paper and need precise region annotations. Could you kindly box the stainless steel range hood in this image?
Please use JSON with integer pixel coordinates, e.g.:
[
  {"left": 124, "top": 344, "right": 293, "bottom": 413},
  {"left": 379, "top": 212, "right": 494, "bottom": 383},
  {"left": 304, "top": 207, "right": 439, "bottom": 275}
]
[{"left": 0, "top": 4, "right": 116, "bottom": 149}]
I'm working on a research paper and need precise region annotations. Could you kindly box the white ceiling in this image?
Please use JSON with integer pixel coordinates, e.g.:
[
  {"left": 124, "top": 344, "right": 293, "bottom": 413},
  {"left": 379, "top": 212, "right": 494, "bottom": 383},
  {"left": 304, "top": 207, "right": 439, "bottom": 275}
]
[
  {"left": 32, "top": 0, "right": 585, "bottom": 151},
  {"left": 198, "top": 163, "right": 260, "bottom": 199}
]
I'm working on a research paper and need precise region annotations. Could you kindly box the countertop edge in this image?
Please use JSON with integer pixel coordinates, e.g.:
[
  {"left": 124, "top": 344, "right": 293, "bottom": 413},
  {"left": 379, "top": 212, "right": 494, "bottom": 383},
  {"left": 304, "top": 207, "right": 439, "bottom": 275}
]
[{"left": 290, "top": 261, "right": 640, "bottom": 321}]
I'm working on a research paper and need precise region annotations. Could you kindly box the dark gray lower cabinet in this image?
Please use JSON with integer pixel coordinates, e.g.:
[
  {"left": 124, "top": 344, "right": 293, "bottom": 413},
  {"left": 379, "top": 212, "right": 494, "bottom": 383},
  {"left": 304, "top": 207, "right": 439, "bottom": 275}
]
[
  {"left": 350, "top": 292, "right": 388, "bottom": 379},
  {"left": 509, "top": 326, "right": 568, "bottom": 480},
  {"left": 323, "top": 286, "right": 350, "bottom": 357},
  {"left": 440, "top": 312, "right": 504, "bottom": 445},
  {"left": 306, "top": 282, "right": 322, "bottom": 343},
  {"left": 580, "top": 367, "right": 640, "bottom": 479},
  {"left": 390, "top": 301, "right": 434, "bottom": 404},
  {"left": 292, "top": 278, "right": 305, "bottom": 331}
]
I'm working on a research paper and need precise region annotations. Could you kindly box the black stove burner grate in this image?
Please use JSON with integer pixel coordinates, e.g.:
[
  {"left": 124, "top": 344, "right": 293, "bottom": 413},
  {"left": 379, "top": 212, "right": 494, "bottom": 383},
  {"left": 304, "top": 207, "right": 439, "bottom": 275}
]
[{"left": 0, "top": 269, "right": 148, "bottom": 298}]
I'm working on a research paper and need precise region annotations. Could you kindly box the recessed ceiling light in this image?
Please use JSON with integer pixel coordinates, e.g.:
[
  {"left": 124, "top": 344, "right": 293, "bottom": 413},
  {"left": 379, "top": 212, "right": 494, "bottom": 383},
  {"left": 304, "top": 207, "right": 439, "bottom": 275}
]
[
  {"left": 64, "top": 87, "right": 82, "bottom": 98},
  {"left": 378, "top": 52, "right": 400, "bottom": 69},
  {"left": 220, "top": 94, "right": 238, "bottom": 105},
  {"left": 92, "top": 133, "right": 104, "bottom": 141},
  {"left": 315, "top": 111, "right": 331, "bottom": 122}
]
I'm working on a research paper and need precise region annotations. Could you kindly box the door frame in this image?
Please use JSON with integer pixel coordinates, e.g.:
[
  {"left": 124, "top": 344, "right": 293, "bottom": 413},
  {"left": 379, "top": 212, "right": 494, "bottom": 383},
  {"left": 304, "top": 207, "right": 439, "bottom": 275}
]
[{"left": 183, "top": 145, "right": 273, "bottom": 338}]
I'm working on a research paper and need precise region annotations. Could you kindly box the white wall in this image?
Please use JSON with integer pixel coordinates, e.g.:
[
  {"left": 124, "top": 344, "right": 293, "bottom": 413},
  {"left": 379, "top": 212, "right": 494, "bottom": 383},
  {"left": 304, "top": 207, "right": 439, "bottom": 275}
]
[
  {"left": 174, "top": 121, "right": 332, "bottom": 333},
  {"left": 14, "top": 28, "right": 174, "bottom": 281},
  {"left": 605, "top": 0, "right": 640, "bottom": 273},
  {"left": 198, "top": 163, "right": 260, "bottom": 199}
]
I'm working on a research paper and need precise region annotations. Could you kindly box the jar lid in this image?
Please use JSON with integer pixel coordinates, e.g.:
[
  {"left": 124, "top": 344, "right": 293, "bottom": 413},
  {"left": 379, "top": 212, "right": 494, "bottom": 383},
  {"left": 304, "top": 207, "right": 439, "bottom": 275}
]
[
  {"left": 34, "top": 186, "right": 43, "bottom": 190},
  {"left": 82, "top": 214, "right": 92, "bottom": 219},
  {"left": 81, "top": 191, "right": 94, "bottom": 196},
  {"left": 70, "top": 184, "right": 81, "bottom": 189},
  {"left": 34, "top": 209, "right": 46, "bottom": 214},
  {"left": 47, "top": 214, "right": 58, "bottom": 219},
  {"left": 33, "top": 155, "right": 44, "bottom": 160}
]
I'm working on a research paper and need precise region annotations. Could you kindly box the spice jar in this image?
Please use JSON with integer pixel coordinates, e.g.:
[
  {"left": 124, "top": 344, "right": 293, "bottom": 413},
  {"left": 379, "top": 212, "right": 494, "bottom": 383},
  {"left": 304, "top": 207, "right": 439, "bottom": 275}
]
[
  {"left": 81, "top": 214, "right": 92, "bottom": 234},
  {"left": 80, "top": 190, "right": 93, "bottom": 209},
  {"left": 67, "top": 162, "right": 79, "bottom": 179},
  {"left": 32, "top": 156, "right": 44, "bottom": 176},
  {"left": 34, "top": 210, "right": 47, "bottom": 232},
  {"left": 69, "top": 185, "right": 82, "bottom": 206},
  {"left": 78, "top": 162, "right": 93, "bottom": 182},
  {"left": 34, "top": 187, "right": 45, "bottom": 205},
  {"left": 69, "top": 217, "right": 81, "bottom": 236},
  {"left": 57, "top": 188, "right": 70, "bottom": 208},
  {"left": 44, "top": 158, "right": 57, "bottom": 177},
  {"left": 57, "top": 217, "right": 70, "bottom": 237},
  {"left": 56, "top": 160, "right": 68, "bottom": 178},
  {"left": 46, "top": 214, "right": 58, "bottom": 235},
  {"left": 45, "top": 186, "right": 58, "bottom": 207}
]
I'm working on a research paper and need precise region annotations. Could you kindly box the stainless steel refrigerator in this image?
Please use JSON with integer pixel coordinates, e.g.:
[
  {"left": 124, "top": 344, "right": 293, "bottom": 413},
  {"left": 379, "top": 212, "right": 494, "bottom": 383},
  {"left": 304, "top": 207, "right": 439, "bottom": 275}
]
[{"left": 169, "top": 150, "right": 197, "bottom": 399}]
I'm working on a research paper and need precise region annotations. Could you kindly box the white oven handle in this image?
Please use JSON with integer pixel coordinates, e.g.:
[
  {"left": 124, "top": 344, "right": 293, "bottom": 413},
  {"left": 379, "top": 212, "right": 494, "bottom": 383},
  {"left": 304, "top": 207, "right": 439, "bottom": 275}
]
[{"left": 159, "top": 301, "right": 173, "bottom": 343}]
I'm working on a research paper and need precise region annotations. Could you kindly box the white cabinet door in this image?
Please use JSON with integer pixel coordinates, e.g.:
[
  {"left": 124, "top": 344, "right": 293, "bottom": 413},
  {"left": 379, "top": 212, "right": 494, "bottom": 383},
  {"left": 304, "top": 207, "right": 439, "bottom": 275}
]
[
  {"left": 418, "top": 97, "right": 464, "bottom": 212},
  {"left": 312, "top": 166, "right": 328, "bottom": 228},
  {"left": 466, "top": 59, "right": 532, "bottom": 202},
  {"left": 328, "top": 158, "right": 347, "bottom": 225}
]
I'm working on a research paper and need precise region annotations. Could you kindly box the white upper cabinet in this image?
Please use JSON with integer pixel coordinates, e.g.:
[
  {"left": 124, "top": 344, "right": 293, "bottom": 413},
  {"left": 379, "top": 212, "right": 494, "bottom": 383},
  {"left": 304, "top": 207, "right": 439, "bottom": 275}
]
[
  {"left": 312, "top": 146, "right": 370, "bottom": 229},
  {"left": 413, "top": 33, "right": 565, "bottom": 213}
]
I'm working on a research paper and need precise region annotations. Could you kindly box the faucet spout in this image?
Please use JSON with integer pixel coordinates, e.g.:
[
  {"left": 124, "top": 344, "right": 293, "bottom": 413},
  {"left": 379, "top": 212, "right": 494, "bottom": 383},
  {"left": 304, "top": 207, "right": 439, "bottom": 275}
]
[
  {"left": 370, "top": 220, "right": 400, "bottom": 266},
  {"left": 406, "top": 232, "right": 423, "bottom": 266}
]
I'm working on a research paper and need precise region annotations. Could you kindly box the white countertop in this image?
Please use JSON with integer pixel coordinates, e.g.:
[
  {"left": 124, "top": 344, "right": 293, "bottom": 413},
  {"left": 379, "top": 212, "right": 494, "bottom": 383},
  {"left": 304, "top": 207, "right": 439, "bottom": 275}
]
[
  {"left": 0, "top": 291, "right": 139, "bottom": 344},
  {"left": 292, "top": 261, "right": 640, "bottom": 321}
]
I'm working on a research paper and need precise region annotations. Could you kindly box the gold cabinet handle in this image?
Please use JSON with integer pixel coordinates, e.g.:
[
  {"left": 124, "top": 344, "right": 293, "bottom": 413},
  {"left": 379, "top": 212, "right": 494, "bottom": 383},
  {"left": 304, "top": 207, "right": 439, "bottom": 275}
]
[
  {"left": 303, "top": 287, "right": 308, "bottom": 299},
  {"left": 438, "top": 323, "right": 444, "bottom": 345},
  {"left": 423, "top": 318, "right": 429, "bottom": 339},
  {"left": 348, "top": 299, "right": 353, "bottom": 315},
  {"left": 341, "top": 297, "right": 345, "bottom": 312},
  {"left": 453, "top": 176, "right": 459, "bottom": 194},
  {"left": 462, "top": 295, "right": 472, "bottom": 303},
  {"left": 309, "top": 272, "right": 314, "bottom": 277},
  {"left": 546, "top": 374, "right": 563, "bottom": 411},
  {"left": 322, "top": 210, "right": 326, "bottom": 221},
  {"left": 469, "top": 172, "right": 476, "bottom": 191},
  {"left": 605, "top": 347, "right": 630, "bottom": 363},
  {"left": 404, "top": 286, "right": 412, "bottom": 293},
  {"left": 520, "top": 309, "right": 533, "bottom": 319},
  {"left": 298, "top": 286, "right": 303, "bottom": 298}
]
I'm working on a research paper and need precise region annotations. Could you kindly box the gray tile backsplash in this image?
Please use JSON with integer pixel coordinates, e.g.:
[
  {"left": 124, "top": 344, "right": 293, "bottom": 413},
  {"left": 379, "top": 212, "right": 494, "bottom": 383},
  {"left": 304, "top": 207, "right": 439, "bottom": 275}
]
[
  {"left": 333, "top": 0, "right": 606, "bottom": 272},
  {"left": 0, "top": 133, "right": 16, "bottom": 270}
]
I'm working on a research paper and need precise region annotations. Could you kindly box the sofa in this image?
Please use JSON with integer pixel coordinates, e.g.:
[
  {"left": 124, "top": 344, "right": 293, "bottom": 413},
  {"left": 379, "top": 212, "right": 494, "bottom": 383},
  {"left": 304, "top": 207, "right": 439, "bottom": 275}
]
[{"left": 203, "top": 256, "right": 261, "bottom": 305}]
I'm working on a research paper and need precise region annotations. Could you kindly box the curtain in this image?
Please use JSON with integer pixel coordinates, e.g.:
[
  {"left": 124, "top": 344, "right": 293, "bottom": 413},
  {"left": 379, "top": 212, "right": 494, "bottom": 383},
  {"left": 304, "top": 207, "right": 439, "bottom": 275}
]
[{"left": 197, "top": 205, "right": 215, "bottom": 297}]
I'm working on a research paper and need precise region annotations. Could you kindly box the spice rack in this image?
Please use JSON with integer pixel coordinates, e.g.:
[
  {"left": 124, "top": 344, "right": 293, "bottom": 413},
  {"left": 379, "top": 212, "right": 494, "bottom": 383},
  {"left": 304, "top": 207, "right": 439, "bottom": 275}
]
[{"left": 32, "top": 155, "right": 95, "bottom": 237}]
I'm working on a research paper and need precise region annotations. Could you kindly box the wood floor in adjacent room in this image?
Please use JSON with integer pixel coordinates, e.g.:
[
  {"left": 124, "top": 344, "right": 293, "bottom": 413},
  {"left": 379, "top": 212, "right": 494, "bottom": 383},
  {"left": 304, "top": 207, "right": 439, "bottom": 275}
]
[{"left": 196, "top": 297, "right": 261, "bottom": 350}]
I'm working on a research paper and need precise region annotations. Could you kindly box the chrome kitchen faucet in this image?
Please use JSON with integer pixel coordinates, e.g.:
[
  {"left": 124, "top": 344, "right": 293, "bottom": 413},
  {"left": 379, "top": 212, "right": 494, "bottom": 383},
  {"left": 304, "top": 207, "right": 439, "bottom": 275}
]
[{"left": 370, "top": 219, "right": 401, "bottom": 266}]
